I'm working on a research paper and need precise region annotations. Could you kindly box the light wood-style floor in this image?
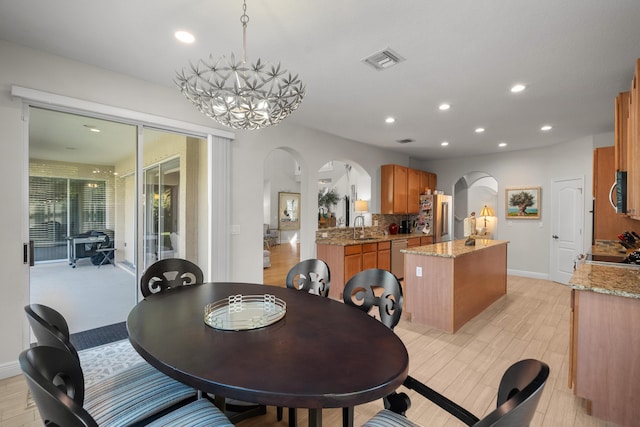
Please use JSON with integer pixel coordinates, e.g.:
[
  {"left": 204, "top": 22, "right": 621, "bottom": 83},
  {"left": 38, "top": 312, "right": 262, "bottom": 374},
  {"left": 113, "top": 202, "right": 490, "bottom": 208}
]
[
  {"left": 1, "top": 244, "right": 620, "bottom": 426},
  {"left": 263, "top": 241, "right": 300, "bottom": 287}
]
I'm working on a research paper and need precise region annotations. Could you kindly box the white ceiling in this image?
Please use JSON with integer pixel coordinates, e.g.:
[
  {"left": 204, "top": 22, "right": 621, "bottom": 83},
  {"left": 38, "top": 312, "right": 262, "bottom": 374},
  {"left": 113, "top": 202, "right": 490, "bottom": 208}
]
[{"left": 3, "top": 0, "right": 640, "bottom": 160}]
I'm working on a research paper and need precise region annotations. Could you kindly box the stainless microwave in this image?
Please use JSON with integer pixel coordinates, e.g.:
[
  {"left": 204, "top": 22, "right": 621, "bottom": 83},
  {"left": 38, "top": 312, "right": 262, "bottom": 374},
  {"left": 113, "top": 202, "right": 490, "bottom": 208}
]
[{"left": 609, "top": 171, "right": 627, "bottom": 214}]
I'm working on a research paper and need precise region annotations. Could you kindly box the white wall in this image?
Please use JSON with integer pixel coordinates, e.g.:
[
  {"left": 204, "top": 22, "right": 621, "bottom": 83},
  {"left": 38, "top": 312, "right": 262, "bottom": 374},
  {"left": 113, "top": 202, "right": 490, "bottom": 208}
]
[
  {"left": 416, "top": 135, "right": 598, "bottom": 278},
  {"left": 0, "top": 39, "right": 608, "bottom": 377},
  {"left": 0, "top": 40, "right": 408, "bottom": 376},
  {"left": 228, "top": 124, "right": 407, "bottom": 284}
]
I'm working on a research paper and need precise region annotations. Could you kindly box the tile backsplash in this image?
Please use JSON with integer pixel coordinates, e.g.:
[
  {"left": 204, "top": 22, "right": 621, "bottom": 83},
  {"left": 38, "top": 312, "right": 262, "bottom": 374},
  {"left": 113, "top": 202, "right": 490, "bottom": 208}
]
[{"left": 315, "top": 214, "right": 417, "bottom": 239}]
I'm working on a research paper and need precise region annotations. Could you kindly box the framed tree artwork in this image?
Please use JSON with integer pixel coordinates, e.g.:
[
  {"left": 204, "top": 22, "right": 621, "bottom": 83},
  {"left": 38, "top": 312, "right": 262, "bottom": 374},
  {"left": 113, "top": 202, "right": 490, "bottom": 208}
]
[
  {"left": 505, "top": 187, "right": 541, "bottom": 219},
  {"left": 278, "top": 192, "right": 300, "bottom": 230}
]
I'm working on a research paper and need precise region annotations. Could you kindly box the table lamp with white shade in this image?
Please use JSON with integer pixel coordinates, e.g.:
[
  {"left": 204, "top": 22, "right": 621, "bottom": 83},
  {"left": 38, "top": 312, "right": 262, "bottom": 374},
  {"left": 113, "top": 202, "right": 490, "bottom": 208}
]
[{"left": 479, "top": 205, "right": 494, "bottom": 236}]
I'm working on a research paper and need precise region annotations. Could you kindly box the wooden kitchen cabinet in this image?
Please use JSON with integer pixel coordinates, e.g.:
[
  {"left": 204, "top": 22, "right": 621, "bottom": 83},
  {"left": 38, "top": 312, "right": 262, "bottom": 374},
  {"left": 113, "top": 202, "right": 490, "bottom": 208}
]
[
  {"left": 627, "top": 59, "right": 640, "bottom": 218},
  {"left": 319, "top": 241, "right": 392, "bottom": 300},
  {"left": 614, "top": 91, "right": 629, "bottom": 172},
  {"left": 569, "top": 288, "right": 640, "bottom": 426},
  {"left": 593, "top": 147, "right": 639, "bottom": 239},
  {"left": 420, "top": 171, "right": 437, "bottom": 195},
  {"left": 362, "top": 242, "right": 378, "bottom": 270},
  {"left": 407, "top": 168, "right": 421, "bottom": 214},
  {"left": 382, "top": 164, "right": 438, "bottom": 214},
  {"left": 377, "top": 241, "right": 391, "bottom": 271},
  {"left": 344, "top": 245, "right": 362, "bottom": 287},
  {"left": 381, "top": 164, "right": 408, "bottom": 214},
  {"left": 407, "top": 237, "right": 421, "bottom": 248}
]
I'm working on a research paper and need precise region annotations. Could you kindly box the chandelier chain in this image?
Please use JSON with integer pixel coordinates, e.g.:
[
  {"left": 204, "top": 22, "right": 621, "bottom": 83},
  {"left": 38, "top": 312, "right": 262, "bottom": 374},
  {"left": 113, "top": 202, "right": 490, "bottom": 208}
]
[{"left": 240, "top": 0, "right": 249, "bottom": 63}]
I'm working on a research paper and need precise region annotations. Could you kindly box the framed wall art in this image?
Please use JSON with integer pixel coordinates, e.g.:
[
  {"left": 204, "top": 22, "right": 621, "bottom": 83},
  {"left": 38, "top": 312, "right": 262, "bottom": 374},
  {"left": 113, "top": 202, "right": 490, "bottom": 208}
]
[
  {"left": 505, "top": 187, "right": 541, "bottom": 219},
  {"left": 278, "top": 192, "right": 300, "bottom": 230}
]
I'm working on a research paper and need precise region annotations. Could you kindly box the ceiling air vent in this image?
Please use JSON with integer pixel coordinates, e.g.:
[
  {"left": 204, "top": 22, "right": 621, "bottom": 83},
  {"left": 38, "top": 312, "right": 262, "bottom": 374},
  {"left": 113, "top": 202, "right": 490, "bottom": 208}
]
[
  {"left": 396, "top": 138, "right": 414, "bottom": 144},
  {"left": 362, "top": 48, "right": 405, "bottom": 71}
]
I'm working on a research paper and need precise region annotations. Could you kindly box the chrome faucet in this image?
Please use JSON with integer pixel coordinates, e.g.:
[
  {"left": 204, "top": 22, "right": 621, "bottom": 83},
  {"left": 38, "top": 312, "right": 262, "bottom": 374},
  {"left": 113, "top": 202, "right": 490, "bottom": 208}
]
[{"left": 353, "top": 215, "right": 365, "bottom": 239}]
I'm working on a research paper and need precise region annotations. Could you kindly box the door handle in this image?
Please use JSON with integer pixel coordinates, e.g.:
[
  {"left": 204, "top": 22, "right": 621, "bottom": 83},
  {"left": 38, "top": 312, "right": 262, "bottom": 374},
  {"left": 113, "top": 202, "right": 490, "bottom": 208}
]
[{"left": 552, "top": 235, "right": 559, "bottom": 239}]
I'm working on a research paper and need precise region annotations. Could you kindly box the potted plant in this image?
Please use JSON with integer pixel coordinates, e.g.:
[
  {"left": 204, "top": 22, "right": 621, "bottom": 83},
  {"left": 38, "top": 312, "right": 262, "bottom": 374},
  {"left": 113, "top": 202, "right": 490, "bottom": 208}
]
[{"left": 318, "top": 189, "right": 340, "bottom": 215}]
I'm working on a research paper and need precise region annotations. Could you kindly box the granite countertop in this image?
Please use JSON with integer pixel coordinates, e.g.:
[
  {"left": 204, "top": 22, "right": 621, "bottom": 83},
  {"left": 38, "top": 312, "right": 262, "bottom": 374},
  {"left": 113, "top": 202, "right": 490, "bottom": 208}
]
[
  {"left": 591, "top": 239, "right": 628, "bottom": 257},
  {"left": 568, "top": 262, "right": 640, "bottom": 299},
  {"left": 400, "top": 239, "right": 509, "bottom": 258},
  {"left": 316, "top": 233, "right": 429, "bottom": 246}
]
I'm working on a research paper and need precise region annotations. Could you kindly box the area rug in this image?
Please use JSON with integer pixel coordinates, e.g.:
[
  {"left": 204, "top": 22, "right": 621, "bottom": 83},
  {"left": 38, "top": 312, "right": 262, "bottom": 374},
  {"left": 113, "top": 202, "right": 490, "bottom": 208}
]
[{"left": 78, "top": 339, "right": 144, "bottom": 387}]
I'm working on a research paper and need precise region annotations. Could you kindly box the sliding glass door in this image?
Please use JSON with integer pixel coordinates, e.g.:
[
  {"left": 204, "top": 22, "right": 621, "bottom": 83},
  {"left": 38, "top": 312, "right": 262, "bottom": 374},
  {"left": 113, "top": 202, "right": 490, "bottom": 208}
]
[
  {"left": 143, "top": 157, "right": 180, "bottom": 269},
  {"left": 28, "top": 108, "right": 209, "bottom": 334}
]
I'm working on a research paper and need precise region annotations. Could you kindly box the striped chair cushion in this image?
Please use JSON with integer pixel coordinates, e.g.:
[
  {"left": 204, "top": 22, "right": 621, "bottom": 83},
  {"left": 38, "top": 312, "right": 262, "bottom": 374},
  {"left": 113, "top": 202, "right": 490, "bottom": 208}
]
[
  {"left": 84, "top": 362, "right": 196, "bottom": 427},
  {"left": 362, "top": 409, "right": 422, "bottom": 427},
  {"left": 146, "top": 398, "right": 234, "bottom": 427}
]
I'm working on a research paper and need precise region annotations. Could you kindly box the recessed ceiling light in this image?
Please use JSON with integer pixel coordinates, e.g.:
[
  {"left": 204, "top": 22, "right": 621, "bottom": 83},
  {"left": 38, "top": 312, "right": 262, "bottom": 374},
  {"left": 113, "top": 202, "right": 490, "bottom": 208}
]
[
  {"left": 475, "top": 127, "right": 485, "bottom": 133},
  {"left": 175, "top": 30, "right": 195, "bottom": 44},
  {"left": 510, "top": 84, "right": 526, "bottom": 93},
  {"left": 541, "top": 125, "right": 552, "bottom": 131},
  {"left": 83, "top": 125, "right": 100, "bottom": 133},
  {"left": 385, "top": 117, "right": 395, "bottom": 124},
  {"left": 498, "top": 142, "right": 507, "bottom": 148},
  {"left": 438, "top": 103, "right": 451, "bottom": 111},
  {"left": 441, "top": 141, "right": 449, "bottom": 147}
]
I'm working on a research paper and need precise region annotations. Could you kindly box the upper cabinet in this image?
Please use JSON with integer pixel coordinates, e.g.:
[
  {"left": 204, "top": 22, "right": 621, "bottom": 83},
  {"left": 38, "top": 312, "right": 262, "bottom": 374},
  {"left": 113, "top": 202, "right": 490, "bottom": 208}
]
[
  {"left": 381, "top": 164, "right": 408, "bottom": 214},
  {"left": 614, "top": 91, "right": 629, "bottom": 172},
  {"left": 612, "top": 58, "right": 640, "bottom": 219},
  {"left": 381, "top": 164, "right": 437, "bottom": 215},
  {"left": 593, "top": 147, "right": 639, "bottom": 239},
  {"left": 623, "top": 59, "right": 640, "bottom": 218}
]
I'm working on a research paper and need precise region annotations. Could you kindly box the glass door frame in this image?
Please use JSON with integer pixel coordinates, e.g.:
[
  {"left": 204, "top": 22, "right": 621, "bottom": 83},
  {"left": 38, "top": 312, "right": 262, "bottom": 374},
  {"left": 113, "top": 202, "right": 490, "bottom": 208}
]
[{"left": 17, "top": 85, "right": 234, "bottom": 311}]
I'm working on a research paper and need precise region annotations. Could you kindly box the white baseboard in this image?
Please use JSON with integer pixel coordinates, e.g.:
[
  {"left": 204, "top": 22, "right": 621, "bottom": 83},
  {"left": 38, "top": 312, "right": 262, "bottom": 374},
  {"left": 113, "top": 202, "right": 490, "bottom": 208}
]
[
  {"left": 508, "top": 269, "right": 550, "bottom": 280},
  {"left": 0, "top": 359, "right": 21, "bottom": 380}
]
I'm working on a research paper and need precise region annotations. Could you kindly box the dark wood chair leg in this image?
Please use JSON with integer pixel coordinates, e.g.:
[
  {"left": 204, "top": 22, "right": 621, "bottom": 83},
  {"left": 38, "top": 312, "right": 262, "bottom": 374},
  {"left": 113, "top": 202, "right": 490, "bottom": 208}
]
[
  {"left": 277, "top": 406, "right": 283, "bottom": 421},
  {"left": 288, "top": 407, "right": 297, "bottom": 426}
]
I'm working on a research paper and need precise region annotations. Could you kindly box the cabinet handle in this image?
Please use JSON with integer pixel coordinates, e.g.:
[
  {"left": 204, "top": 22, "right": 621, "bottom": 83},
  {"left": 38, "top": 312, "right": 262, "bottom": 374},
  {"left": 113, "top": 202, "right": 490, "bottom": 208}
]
[
  {"left": 608, "top": 181, "right": 617, "bottom": 212},
  {"left": 552, "top": 235, "right": 559, "bottom": 239}
]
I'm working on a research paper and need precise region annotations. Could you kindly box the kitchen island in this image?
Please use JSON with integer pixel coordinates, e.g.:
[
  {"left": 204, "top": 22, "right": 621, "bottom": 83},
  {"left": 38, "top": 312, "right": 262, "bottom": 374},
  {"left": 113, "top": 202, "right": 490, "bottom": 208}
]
[
  {"left": 316, "top": 234, "right": 432, "bottom": 300},
  {"left": 566, "top": 261, "right": 640, "bottom": 427},
  {"left": 401, "top": 239, "right": 508, "bottom": 333}
]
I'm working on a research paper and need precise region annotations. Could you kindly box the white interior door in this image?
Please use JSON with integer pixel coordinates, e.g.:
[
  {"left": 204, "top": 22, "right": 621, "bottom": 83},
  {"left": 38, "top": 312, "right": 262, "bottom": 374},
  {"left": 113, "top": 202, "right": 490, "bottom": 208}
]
[{"left": 550, "top": 177, "right": 584, "bottom": 284}]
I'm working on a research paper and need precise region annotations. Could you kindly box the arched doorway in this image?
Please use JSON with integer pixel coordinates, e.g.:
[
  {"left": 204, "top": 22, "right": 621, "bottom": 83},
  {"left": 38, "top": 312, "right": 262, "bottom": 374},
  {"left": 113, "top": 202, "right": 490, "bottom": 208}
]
[
  {"left": 263, "top": 148, "right": 301, "bottom": 286},
  {"left": 454, "top": 172, "right": 498, "bottom": 239},
  {"left": 318, "top": 160, "right": 372, "bottom": 229}
]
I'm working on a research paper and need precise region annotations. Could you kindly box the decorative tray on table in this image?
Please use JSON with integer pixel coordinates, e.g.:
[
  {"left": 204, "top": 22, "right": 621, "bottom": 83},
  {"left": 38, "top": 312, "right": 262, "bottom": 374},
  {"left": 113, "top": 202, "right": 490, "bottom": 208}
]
[{"left": 204, "top": 294, "right": 286, "bottom": 331}]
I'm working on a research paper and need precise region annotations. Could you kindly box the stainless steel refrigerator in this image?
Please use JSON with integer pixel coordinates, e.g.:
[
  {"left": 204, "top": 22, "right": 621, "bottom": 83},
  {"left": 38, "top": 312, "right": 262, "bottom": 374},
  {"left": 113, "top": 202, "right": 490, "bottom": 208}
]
[{"left": 417, "top": 193, "right": 453, "bottom": 242}]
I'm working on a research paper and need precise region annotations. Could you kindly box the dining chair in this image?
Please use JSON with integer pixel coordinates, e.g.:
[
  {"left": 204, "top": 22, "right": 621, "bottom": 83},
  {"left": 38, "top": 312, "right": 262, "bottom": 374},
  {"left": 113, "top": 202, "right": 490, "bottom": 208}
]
[
  {"left": 362, "top": 359, "right": 550, "bottom": 427},
  {"left": 277, "top": 258, "right": 331, "bottom": 426},
  {"left": 342, "top": 268, "right": 403, "bottom": 330},
  {"left": 20, "top": 345, "right": 234, "bottom": 427},
  {"left": 341, "top": 268, "right": 404, "bottom": 426},
  {"left": 285, "top": 258, "right": 331, "bottom": 296},
  {"left": 24, "top": 304, "right": 198, "bottom": 426},
  {"left": 140, "top": 257, "right": 204, "bottom": 297},
  {"left": 143, "top": 260, "right": 266, "bottom": 423}
]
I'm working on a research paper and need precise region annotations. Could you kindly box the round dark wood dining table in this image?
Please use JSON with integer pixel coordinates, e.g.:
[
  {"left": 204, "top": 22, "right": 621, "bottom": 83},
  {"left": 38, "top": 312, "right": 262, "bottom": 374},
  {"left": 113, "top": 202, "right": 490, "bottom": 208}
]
[{"left": 127, "top": 282, "right": 409, "bottom": 426}]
